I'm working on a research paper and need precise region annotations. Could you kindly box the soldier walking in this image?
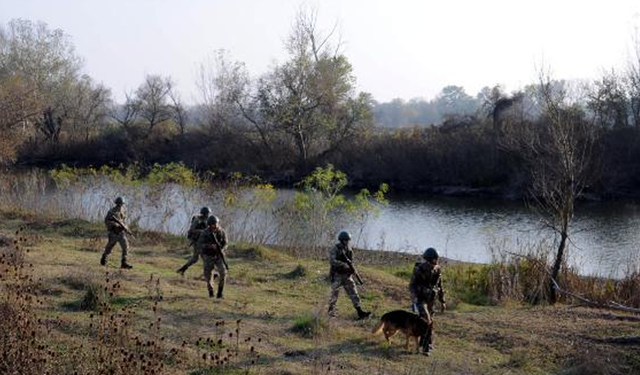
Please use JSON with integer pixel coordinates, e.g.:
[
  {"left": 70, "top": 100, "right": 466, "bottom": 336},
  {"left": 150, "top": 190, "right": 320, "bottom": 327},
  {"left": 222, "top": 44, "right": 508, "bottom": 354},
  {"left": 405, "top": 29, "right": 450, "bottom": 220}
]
[
  {"left": 327, "top": 231, "right": 371, "bottom": 319},
  {"left": 176, "top": 206, "right": 211, "bottom": 275},
  {"left": 196, "top": 216, "right": 229, "bottom": 298},
  {"left": 409, "top": 247, "right": 446, "bottom": 356},
  {"left": 100, "top": 197, "right": 133, "bottom": 269}
]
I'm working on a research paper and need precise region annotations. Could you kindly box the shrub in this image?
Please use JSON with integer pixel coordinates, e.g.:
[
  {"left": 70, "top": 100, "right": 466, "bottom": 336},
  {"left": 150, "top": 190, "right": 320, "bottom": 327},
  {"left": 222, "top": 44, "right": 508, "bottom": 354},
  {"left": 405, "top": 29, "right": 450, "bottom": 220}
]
[{"left": 291, "top": 313, "right": 327, "bottom": 338}]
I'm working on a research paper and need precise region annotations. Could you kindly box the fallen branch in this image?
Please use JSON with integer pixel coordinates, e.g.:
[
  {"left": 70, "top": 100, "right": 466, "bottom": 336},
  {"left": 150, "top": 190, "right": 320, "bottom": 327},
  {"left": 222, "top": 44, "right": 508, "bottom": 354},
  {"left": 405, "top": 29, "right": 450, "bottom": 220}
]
[{"left": 551, "top": 278, "right": 640, "bottom": 314}]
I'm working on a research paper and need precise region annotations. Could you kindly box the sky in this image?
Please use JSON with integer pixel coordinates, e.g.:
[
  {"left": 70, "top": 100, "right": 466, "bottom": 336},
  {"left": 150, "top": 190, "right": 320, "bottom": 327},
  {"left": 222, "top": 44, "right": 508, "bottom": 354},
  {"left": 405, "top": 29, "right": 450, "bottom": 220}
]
[{"left": 1, "top": 0, "right": 639, "bottom": 104}]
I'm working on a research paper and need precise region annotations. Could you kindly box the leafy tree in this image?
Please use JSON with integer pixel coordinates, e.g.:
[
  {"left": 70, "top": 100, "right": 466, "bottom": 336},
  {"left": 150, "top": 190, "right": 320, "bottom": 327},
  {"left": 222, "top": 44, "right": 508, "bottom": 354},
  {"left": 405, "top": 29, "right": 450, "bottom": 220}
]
[{"left": 239, "top": 8, "right": 373, "bottom": 172}]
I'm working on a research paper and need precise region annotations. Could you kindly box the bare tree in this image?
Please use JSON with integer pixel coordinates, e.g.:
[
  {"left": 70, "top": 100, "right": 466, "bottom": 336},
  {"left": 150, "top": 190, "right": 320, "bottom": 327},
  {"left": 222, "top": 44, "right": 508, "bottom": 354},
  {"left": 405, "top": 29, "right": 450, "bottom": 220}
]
[
  {"left": 110, "top": 91, "right": 140, "bottom": 130},
  {"left": 0, "top": 19, "right": 83, "bottom": 146},
  {"left": 588, "top": 69, "right": 629, "bottom": 128},
  {"left": 168, "top": 89, "right": 187, "bottom": 135},
  {"left": 196, "top": 49, "right": 251, "bottom": 133},
  {"left": 135, "top": 74, "right": 174, "bottom": 135},
  {"left": 61, "top": 75, "right": 111, "bottom": 142},
  {"left": 502, "top": 71, "right": 598, "bottom": 304},
  {"left": 626, "top": 32, "right": 640, "bottom": 127},
  {"left": 0, "top": 76, "right": 39, "bottom": 163}
]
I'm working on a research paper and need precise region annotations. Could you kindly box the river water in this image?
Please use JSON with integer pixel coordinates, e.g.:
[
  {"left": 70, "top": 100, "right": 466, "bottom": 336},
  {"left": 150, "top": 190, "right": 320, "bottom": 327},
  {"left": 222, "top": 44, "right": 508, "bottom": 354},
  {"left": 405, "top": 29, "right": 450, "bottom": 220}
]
[
  {"left": 2, "top": 172, "right": 638, "bottom": 278},
  {"left": 352, "top": 195, "right": 640, "bottom": 278}
]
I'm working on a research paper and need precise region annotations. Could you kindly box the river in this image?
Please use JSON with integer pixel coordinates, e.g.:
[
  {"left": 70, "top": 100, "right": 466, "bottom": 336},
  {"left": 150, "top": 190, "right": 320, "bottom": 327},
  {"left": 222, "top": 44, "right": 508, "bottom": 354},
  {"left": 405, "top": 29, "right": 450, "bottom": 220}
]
[{"left": 2, "top": 171, "right": 638, "bottom": 278}]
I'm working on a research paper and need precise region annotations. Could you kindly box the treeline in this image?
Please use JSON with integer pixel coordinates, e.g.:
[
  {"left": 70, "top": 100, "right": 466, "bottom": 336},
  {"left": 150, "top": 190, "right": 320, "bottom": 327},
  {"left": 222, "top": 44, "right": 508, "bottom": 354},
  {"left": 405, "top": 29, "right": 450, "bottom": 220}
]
[{"left": 1, "top": 16, "right": 640, "bottom": 198}]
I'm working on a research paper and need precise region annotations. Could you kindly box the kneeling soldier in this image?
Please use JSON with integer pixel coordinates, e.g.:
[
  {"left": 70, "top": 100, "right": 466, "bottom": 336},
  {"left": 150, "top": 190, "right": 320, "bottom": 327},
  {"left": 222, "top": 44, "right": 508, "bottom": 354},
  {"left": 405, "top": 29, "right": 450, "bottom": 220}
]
[
  {"left": 409, "top": 247, "right": 446, "bottom": 356},
  {"left": 197, "top": 216, "right": 228, "bottom": 298},
  {"left": 327, "top": 231, "right": 371, "bottom": 319}
]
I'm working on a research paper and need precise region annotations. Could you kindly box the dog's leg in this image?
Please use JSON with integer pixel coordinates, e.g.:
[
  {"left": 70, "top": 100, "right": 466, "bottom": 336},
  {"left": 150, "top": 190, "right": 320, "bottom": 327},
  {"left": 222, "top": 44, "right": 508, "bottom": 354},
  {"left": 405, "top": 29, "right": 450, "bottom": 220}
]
[
  {"left": 414, "top": 336, "right": 420, "bottom": 353},
  {"left": 384, "top": 328, "right": 397, "bottom": 343},
  {"left": 405, "top": 334, "right": 410, "bottom": 350}
]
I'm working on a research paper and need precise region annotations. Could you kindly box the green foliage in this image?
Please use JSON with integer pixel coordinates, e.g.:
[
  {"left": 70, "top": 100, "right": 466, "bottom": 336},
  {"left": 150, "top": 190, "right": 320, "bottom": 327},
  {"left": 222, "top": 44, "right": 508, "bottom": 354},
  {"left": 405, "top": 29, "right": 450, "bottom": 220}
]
[
  {"left": 443, "top": 264, "right": 493, "bottom": 306},
  {"left": 146, "top": 162, "right": 200, "bottom": 187},
  {"left": 50, "top": 163, "right": 200, "bottom": 188},
  {"left": 287, "top": 164, "right": 388, "bottom": 248},
  {"left": 291, "top": 313, "right": 327, "bottom": 338}
]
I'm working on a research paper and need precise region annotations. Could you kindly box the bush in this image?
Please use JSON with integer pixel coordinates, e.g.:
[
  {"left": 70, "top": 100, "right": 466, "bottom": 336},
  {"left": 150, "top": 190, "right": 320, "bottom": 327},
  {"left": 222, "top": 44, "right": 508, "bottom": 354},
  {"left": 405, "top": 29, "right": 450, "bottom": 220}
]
[{"left": 291, "top": 313, "right": 327, "bottom": 338}]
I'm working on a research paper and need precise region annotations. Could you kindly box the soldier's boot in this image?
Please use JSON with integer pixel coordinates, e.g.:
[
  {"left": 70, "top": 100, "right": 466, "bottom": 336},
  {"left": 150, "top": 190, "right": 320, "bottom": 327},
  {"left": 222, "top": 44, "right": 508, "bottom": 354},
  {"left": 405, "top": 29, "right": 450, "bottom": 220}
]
[
  {"left": 208, "top": 289, "right": 214, "bottom": 298},
  {"left": 216, "top": 284, "right": 224, "bottom": 299},
  {"left": 327, "top": 307, "right": 337, "bottom": 318},
  {"left": 120, "top": 261, "right": 133, "bottom": 269},
  {"left": 176, "top": 266, "right": 186, "bottom": 276},
  {"left": 356, "top": 306, "right": 371, "bottom": 320},
  {"left": 327, "top": 303, "right": 337, "bottom": 317},
  {"left": 100, "top": 253, "right": 107, "bottom": 266}
]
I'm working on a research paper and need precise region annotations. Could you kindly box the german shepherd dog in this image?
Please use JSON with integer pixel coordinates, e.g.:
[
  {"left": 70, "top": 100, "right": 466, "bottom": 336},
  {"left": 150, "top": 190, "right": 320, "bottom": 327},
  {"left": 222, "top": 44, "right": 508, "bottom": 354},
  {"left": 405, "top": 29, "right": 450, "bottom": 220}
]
[{"left": 371, "top": 310, "right": 431, "bottom": 352}]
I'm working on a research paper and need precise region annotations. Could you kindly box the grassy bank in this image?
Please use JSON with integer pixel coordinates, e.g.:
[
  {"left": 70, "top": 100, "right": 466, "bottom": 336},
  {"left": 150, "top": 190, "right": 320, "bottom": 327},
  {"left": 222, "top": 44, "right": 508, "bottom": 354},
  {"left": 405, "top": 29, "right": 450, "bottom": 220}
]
[{"left": 1, "top": 210, "right": 640, "bottom": 375}]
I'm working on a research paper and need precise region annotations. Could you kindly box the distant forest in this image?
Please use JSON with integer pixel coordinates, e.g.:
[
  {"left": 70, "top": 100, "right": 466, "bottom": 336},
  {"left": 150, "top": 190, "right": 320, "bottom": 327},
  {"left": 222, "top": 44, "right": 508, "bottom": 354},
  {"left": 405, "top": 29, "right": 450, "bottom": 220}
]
[
  {"left": 372, "top": 85, "right": 480, "bottom": 128},
  {"left": 1, "top": 16, "right": 640, "bottom": 198}
]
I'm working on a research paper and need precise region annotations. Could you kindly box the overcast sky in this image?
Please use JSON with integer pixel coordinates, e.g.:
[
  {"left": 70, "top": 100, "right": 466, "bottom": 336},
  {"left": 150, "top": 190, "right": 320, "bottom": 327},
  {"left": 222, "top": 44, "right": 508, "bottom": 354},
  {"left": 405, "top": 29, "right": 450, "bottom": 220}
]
[{"left": 1, "top": 0, "right": 639, "bottom": 104}]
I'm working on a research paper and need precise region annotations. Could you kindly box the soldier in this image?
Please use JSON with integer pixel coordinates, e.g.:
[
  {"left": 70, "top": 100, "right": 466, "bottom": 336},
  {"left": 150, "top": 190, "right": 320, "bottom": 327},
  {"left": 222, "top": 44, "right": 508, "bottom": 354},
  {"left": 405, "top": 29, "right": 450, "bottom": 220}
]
[
  {"left": 327, "top": 231, "right": 371, "bottom": 319},
  {"left": 409, "top": 247, "right": 446, "bottom": 356},
  {"left": 100, "top": 197, "right": 133, "bottom": 269},
  {"left": 196, "top": 215, "right": 228, "bottom": 298},
  {"left": 176, "top": 206, "right": 211, "bottom": 275}
]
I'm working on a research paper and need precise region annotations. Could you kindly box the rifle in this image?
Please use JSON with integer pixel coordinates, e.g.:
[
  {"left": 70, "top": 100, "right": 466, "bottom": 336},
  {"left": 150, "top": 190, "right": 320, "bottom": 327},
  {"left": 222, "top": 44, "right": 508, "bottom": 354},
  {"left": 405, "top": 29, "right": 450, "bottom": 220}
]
[
  {"left": 112, "top": 217, "right": 135, "bottom": 237},
  {"left": 210, "top": 230, "right": 229, "bottom": 271},
  {"left": 339, "top": 246, "right": 363, "bottom": 285}
]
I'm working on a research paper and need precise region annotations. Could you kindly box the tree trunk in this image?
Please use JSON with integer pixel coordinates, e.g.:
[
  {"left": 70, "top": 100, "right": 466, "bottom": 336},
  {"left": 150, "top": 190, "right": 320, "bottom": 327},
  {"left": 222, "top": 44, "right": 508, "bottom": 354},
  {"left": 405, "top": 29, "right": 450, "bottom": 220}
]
[
  {"left": 549, "top": 230, "right": 568, "bottom": 304},
  {"left": 295, "top": 130, "right": 308, "bottom": 173}
]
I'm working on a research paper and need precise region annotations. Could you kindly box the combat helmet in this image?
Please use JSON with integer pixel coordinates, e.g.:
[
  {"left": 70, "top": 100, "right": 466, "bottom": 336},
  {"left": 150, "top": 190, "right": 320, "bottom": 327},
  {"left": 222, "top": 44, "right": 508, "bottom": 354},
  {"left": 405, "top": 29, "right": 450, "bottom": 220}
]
[
  {"left": 422, "top": 247, "right": 439, "bottom": 261},
  {"left": 207, "top": 215, "right": 219, "bottom": 226},
  {"left": 114, "top": 196, "right": 125, "bottom": 205},
  {"left": 338, "top": 231, "right": 351, "bottom": 242},
  {"left": 200, "top": 206, "right": 211, "bottom": 215}
]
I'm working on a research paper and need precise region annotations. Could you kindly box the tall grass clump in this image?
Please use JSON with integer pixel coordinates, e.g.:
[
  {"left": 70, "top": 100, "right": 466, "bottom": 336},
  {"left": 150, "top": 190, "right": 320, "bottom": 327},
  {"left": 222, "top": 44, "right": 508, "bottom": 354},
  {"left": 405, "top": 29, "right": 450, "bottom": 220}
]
[
  {"left": 291, "top": 313, "right": 328, "bottom": 338},
  {"left": 0, "top": 226, "right": 59, "bottom": 374},
  {"left": 188, "top": 319, "right": 263, "bottom": 374}
]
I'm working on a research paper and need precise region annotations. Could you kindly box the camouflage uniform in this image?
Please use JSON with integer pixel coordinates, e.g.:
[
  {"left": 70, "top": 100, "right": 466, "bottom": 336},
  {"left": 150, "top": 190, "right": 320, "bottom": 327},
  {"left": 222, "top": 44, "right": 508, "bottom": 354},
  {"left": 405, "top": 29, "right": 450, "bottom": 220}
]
[
  {"left": 409, "top": 261, "right": 446, "bottom": 350},
  {"left": 327, "top": 243, "right": 363, "bottom": 315},
  {"left": 101, "top": 204, "right": 129, "bottom": 265},
  {"left": 197, "top": 226, "right": 228, "bottom": 298},
  {"left": 177, "top": 214, "right": 208, "bottom": 274}
]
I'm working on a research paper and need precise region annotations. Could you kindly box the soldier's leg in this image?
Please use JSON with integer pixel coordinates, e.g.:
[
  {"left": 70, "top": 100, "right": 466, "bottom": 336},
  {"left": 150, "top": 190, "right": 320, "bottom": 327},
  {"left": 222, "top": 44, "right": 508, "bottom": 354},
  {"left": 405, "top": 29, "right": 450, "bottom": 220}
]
[
  {"left": 202, "top": 255, "right": 215, "bottom": 297},
  {"left": 214, "top": 257, "right": 227, "bottom": 298},
  {"left": 343, "top": 276, "right": 362, "bottom": 310},
  {"left": 177, "top": 244, "right": 199, "bottom": 274},
  {"left": 344, "top": 276, "right": 370, "bottom": 319},
  {"left": 327, "top": 276, "right": 342, "bottom": 316},
  {"left": 101, "top": 233, "right": 117, "bottom": 264},
  {"left": 416, "top": 299, "right": 433, "bottom": 353},
  {"left": 427, "top": 297, "right": 436, "bottom": 317},
  {"left": 426, "top": 296, "right": 436, "bottom": 347},
  {"left": 116, "top": 234, "right": 130, "bottom": 265}
]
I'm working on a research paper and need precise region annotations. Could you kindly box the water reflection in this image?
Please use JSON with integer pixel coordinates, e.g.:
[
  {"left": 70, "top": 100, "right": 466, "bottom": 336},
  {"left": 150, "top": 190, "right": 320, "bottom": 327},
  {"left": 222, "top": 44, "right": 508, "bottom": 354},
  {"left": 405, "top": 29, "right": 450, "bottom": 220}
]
[{"left": 3, "top": 171, "right": 638, "bottom": 278}]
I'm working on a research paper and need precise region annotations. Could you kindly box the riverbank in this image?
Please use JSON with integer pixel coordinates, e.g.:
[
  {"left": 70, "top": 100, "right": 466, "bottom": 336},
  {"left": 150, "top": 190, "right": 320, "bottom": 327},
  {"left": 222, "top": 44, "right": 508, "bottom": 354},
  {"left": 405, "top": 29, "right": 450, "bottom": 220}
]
[{"left": 1, "top": 209, "right": 640, "bottom": 375}]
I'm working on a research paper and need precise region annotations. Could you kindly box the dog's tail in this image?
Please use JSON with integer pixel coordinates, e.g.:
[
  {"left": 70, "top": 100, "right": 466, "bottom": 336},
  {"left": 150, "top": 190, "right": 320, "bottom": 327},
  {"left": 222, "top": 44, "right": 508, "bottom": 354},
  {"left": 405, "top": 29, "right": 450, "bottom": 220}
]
[{"left": 371, "top": 319, "right": 385, "bottom": 335}]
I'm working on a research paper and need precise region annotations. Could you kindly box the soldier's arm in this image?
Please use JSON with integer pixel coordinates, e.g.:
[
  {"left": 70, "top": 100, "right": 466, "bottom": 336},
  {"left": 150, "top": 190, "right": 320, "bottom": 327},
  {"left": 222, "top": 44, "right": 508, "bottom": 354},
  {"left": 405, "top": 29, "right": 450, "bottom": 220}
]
[
  {"left": 408, "top": 264, "right": 420, "bottom": 297},
  {"left": 328, "top": 246, "right": 350, "bottom": 271},
  {"left": 436, "top": 270, "right": 446, "bottom": 304},
  {"left": 219, "top": 230, "right": 227, "bottom": 251},
  {"left": 105, "top": 209, "right": 121, "bottom": 228},
  {"left": 187, "top": 217, "right": 199, "bottom": 238},
  {"left": 188, "top": 217, "right": 199, "bottom": 232}
]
